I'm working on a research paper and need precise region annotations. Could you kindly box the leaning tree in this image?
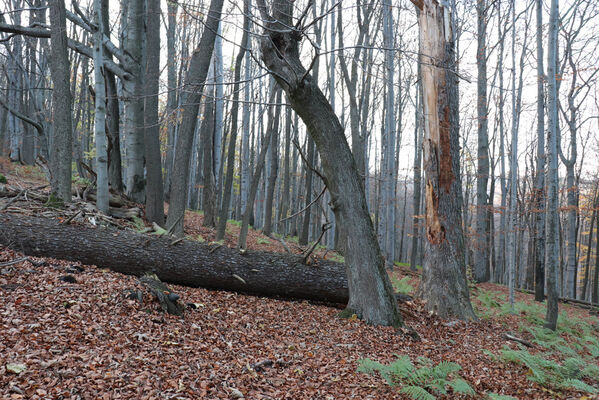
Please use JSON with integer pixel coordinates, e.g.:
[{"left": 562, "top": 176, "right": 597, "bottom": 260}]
[{"left": 254, "top": 0, "right": 403, "bottom": 327}]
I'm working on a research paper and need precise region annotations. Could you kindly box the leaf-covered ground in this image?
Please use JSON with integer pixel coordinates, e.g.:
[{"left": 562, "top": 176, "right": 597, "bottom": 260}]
[
  {"left": 2, "top": 249, "right": 598, "bottom": 399},
  {"left": 1, "top": 159, "right": 599, "bottom": 399}
]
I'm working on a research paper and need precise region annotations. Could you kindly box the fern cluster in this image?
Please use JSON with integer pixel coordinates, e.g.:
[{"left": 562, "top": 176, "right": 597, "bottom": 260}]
[
  {"left": 499, "top": 345, "right": 598, "bottom": 394},
  {"left": 357, "top": 355, "right": 475, "bottom": 400},
  {"left": 391, "top": 276, "right": 414, "bottom": 295}
]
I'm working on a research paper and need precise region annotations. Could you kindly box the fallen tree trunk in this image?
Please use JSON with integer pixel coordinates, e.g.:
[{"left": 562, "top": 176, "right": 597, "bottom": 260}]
[{"left": 0, "top": 214, "right": 349, "bottom": 303}]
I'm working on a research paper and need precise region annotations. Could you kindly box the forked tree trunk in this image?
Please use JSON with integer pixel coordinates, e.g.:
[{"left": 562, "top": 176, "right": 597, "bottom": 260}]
[
  {"left": 255, "top": 0, "right": 402, "bottom": 327},
  {"left": 411, "top": 0, "right": 476, "bottom": 320}
]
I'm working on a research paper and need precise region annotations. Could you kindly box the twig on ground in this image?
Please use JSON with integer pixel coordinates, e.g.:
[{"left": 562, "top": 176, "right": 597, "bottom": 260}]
[{"left": 503, "top": 332, "right": 534, "bottom": 348}]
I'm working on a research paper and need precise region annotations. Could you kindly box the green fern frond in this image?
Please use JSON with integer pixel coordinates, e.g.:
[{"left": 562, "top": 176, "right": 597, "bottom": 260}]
[
  {"left": 399, "top": 385, "right": 436, "bottom": 400},
  {"left": 559, "top": 378, "right": 598, "bottom": 393},
  {"left": 486, "top": 394, "right": 518, "bottom": 400},
  {"left": 427, "top": 378, "right": 448, "bottom": 395},
  {"left": 431, "top": 361, "right": 461, "bottom": 379},
  {"left": 449, "top": 378, "right": 476, "bottom": 395},
  {"left": 581, "top": 363, "right": 599, "bottom": 378}
]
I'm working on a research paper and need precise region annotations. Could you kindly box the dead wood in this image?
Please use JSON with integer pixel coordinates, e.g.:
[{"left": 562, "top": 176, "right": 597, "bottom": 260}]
[
  {"left": 0, "top": 214, "right": 351, "bottom": 304},
  {"left": 503, "top": 332, "right": 534, "bottom": 348}
]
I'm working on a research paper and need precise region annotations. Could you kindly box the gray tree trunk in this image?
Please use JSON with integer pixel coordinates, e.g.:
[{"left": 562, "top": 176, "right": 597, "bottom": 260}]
[
  {"left": 533, "top": 0, "right": 546, "bottom": 302},
  {"left": 410, "top": 77, "right": 423, "bottom": 272},
  {"left": 122, "top": 0, "right": 146, "bottom": 202},
  {"left": 215, "top": 0, "right": 248, "bottom": 240},
  {"left": 102, "top": 0, "right": 123, "bottom": 193},
  {"left": 240, "top": 9, "right": 252, "bottom": 217},
  {"left": 263, "top": 89, "right": 282, "bottom": 236},
  {"left": 298, "top": 2, "right": 322, "bottom": 247},
  {"left": 544, "top": 0, "right": 560, "bottom": 331},
  {"left": 201, "top": 90, "right": 217, "bottom": 228},
  {"left": 213, "top": 21, "right": 224, "bottom": 210},
  {"left": 143, "top": 0, "right": 165, "bottom": 225},
  {"left": 164, "top": 0, "right": 178, "bottom": 198},
  {"left": 411, "top": 0, "right": 476, "bottom": 320},
  {"left": 473, "top": 0, "right": 490, "bottom": 283},
  {"left": 238, "top": 90, "right": 279, "bottom": 249},
  {"left": 165, "top": 0, "right": 224, "bottom": 236},
  {"left": 48, "top": 0, "right": 73, "bottom": 202},
  {"left": 92, "top": 0, "right": 108, "bottom": 213},
  {"left": 382, "top": 0, "right": 396, "bottom": 265},
  {"left": 256, "top": 0, "right": 402, "bottom": 327}
]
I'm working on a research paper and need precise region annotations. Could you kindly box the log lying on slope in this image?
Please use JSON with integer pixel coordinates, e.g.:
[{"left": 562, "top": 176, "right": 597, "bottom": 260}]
[{"left": 0, "top": 214, "right": 349, "bottom": 303}]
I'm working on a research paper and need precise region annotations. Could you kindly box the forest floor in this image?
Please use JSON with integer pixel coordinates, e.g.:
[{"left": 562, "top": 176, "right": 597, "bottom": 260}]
[{"left": 1, "top": 160, "right": 599, "bottom": 399}]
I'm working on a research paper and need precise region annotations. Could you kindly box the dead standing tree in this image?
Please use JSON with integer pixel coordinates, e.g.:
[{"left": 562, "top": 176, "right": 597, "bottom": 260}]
[
  {"left": 410, "top": 0, "right": 476, "bottom": 320},
  {"left": 254, "top": 0, "right": 403, "bottom": 327}
]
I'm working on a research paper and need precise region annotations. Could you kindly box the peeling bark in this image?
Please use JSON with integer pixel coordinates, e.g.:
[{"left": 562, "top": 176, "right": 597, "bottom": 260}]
[{"left": 411, "top": 0, "right": 476, "bottom": 320}]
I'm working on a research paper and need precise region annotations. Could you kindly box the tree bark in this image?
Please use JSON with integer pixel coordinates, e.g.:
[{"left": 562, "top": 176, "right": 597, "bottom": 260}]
[
  {"left": 201, "top": 92, "right": 217, "bottom": 228},
  {"left": 0, "top": 214, "right": 350, "bottom": 304},
  {"left": 92, "top": 0, "right": 108, "bottom": 213},
  {"left": 165, "top": 0, "right": 224, "bottom": 236},
  {"left": 533, "top": 0, "right": 546, "bottom": 302},
  {"left": 411, "top": 0, "right": 476, "bottom": 320},
  {"left": 215, "top": 0, "right": 248, "bottom": 240},
  {"left": 544, "top": 0, "right": 560, "bottom": 331},
  {"left": 122, "top": 0, "right": 146, "bottom": 203},
  {"left": 255, "top": 0, "right": 402, "bottom": 327},
  {"left": 143, "top": 0, "right": 165, "bottom": 225},
  {"left": 48, "top": 0, "right": 73, "bottom": 203},
  {"left": 473, "top": 0, "right": 490, "bottom": 283},
  {"left": 102, "top": 0, "right": 123, "bottom": 193},
  {"left": 262, "top": 89, "right": 282, "bottom": 236}
]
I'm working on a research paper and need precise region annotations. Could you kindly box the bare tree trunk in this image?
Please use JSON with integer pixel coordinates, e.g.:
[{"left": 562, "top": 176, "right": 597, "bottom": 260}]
[
  {"left": 410, "top": 77, "right": 423, "bottom": 272},
  {"left": 411, "top": 0, "right": 476, "bottom": 320},
  {"left": 240, "top": 7, "right": 252, "bottom": 218},
  {"left": 544, "top": 0, "right": 560, "bottom": 331},
  {"left": 165, "top": 0, "right": 224, "bottom": 236},
  {"left": 277, "top": 105, "right": 291, "bottom": 233},
  {"left": 122, "top": 0, "right": 146, "bottom": 202},
  {"left": 238, "top": 92, "right": 278, "bottom": 250},
  {"left": 533, "top": 0, "right": 546, "bottom": 302},
  {"left": 582, "top": 185, "right": 597, "bottom": 301},
  {"left": 48, "top": 0, "right": 73, "bottom": 202},
  {"left": 215, "top": 0, "right": 248, "bottom": 240},
  {"left": 298, "top": 2, "right": 322, "bottom": 247},
  {"left": 143, "top": 0, "right": 165, "bottom": 225},
  {"left": 213, "top": 22, "right": 224, "bottom": 212},
  {"left": 256, "top": 0, "right": 402, "bottom": 327},
  {"left": 473, "top": 0, "right": 490, "bottom": 282},
  {"left": 102, "top": 0, "right": 123, "bottom": 193},
  {"left": 164, "top": 0, "right": 177, "bottom": 199},
  {"left": 263, "top": 89, "right": 282, "bottom": 236},
  {"left": 201, "top": 90, "right": 217, "bottom": 228},
  {"left": 92, "top": 0, "right": 108, "bottom": 212}
]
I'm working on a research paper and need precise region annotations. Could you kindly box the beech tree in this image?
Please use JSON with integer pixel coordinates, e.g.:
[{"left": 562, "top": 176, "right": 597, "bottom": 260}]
[
  {"left": 411, "top": 0, "right": 476, "bottom": 320},
  {"left": 254, "top": 0, "right": 402, "bottom": 327},
  {"left": 48, "top": 0, "right": 73, "bottom": 202},
  {"left": 545, "top": 0, "right": 560, "bottom": 331}
]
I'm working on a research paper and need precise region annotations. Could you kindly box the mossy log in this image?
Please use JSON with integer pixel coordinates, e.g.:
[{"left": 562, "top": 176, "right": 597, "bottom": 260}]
[{"left": 0, "top": 214, "right": 350, "bottom": 303}]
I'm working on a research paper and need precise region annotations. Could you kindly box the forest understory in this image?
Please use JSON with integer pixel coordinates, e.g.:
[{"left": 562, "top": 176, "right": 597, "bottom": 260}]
[{"left": 1, "top": 160, "right": 599, "bottom": 400}]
